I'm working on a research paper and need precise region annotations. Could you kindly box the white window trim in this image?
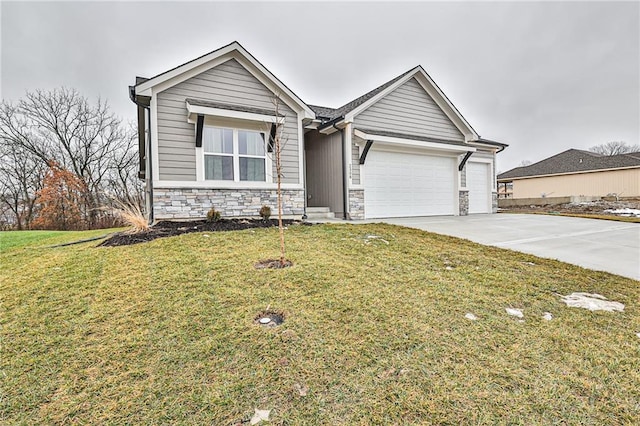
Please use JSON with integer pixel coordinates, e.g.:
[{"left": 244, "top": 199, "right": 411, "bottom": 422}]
[
  {"left": 187, "top": 101, "right": 282, "bottom": 124},
  {"left": 199, "top": 125, "right": 272, "bottom": 183}
]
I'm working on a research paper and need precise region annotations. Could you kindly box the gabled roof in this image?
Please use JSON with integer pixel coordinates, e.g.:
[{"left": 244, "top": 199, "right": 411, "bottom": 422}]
[
  {"left": 498, "top": 149, "right": 640, "bottom": 180},
  {"left": 307, "top": 104, "right": 338, "bottom": 120},
  {"left": 313, "top": 66, "right": 480, "bottom": 142},
  {"left": 311, "top": 69, "right": 414, "bottom": 121},
  {"left": 133, "top": 41, "right": 315, "bottom": 119}
]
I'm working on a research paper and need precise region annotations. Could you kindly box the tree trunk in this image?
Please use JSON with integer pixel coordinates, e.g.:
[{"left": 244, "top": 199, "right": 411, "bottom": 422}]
[{"left": 276, "top": 131, "right": 285, "bottom": 266}]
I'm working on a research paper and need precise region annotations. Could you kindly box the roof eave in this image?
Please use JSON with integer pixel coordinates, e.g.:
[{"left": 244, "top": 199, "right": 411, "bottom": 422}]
[{"left": 133, "top": 41, "right": 315, "bottom": 119}]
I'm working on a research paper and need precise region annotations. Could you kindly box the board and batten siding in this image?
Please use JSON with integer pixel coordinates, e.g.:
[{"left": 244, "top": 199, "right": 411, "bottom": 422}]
[
  {"left": 305, "top": 130, "right": 344, "bottom": 217},
  {"left": 353, "top": 77, "right": 465, "bottom": 142},
  {"left": 156, "top": 58, "right": 300, "bottom": 183},
  {"left": 351, "top": 144, "right": 361, "bottom": 185}
]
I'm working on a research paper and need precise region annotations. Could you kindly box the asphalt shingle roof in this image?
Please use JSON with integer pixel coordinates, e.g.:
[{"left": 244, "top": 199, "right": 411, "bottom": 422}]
[
  {"left": 309, "top": 68, "right": 417, "bottom": 122},
  {"left": 497, "top": 149, "right": 640, "bottom": 180}
]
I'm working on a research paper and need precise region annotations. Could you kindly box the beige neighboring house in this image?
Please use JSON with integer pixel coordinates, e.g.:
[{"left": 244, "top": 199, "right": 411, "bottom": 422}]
[
  {"left": 497, "top": 149, "right": 640, "bottom": 199},
  {"left": 130, "top": 41, "right": 508, "bottom": 221}
]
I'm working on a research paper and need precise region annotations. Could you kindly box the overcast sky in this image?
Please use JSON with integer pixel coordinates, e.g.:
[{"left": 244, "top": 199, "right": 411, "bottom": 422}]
[{"left": 1, "top": 1, "right": 638, "bottom": 171}]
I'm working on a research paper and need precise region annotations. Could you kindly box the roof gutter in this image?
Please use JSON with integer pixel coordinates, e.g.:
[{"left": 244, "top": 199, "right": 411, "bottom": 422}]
[
  {"left": 318, "top": 116, "right": 345, "bottom": 134},
  {"left": 473, "top": 138, "right": 509, "bottom": 153}
]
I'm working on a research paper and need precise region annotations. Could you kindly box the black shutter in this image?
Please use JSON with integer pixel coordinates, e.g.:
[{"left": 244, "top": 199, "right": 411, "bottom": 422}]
[
  {"left": 195, "top": 114, "right": 204, "bottom": 148},
  {"left": 268, "top": 123, "right": 276, "bottom": 153}
]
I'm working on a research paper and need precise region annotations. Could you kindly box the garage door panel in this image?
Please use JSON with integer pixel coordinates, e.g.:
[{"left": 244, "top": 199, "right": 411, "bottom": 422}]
[
  {"left": 364, "top": 149, "right": 456, "bottom": 219},
  {"left": 467, "top": 162, "right": 490, "bottom": 214}
]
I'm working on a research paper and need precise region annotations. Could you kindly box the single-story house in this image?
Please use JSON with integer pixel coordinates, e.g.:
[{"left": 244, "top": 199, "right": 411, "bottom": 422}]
[
  {"left": 497, "top": 149, "right": 640, "bottom": 199},
  {"left": 129, "top": 41, "right": 507, "bottom": 221}
]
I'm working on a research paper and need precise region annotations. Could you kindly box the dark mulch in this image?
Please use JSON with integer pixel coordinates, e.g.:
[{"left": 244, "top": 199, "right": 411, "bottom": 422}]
[
  {"left": 254, "top": 259, "right": 294, "bottom": 269},
  {"left": 98, "top": 219, "right": 305, "bottom": 247}
]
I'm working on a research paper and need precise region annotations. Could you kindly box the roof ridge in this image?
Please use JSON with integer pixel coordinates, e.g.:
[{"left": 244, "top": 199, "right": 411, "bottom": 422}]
[
  {"left": 327, "top": 67, "right": 418, "bottom": 119},
  {"left": 498, "top": 148, "right": 640, "bottom": 180}
]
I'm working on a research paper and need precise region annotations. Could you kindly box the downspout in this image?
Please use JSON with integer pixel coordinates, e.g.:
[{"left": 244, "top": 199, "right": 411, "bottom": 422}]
[
  {"left": 130, "top": 91, "right": 154, "bottom": 224},
  {"left": 333, "top": 123, "right": 347, "bottom": 219}
]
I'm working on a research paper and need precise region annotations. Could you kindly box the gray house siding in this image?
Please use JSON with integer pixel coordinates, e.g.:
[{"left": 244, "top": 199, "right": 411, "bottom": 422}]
[
  {"left": 353, "top": 77, "right": 464, "bottom": 142},
  {"left": 305, "top": 130, "right": 344, "bottom": 217},
  {"left": 156, "top": 58, "right": 300, "bottom": 183},
  {"left": 351, "top": 143, "right": 360, "bottom": 185}
]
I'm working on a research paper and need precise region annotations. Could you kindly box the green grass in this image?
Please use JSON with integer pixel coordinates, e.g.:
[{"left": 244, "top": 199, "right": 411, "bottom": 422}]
[
  {"left": 2, "top": 224, "right": 639, "bottom": 424},
  {"left": 0, "top": 229, "right": 121, "bottom": 251}
]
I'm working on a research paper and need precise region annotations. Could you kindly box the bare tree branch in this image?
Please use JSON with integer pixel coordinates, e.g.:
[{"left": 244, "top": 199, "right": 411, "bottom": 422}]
[{"left": 589, "top": 141, "right": 640, "bottom": 156}]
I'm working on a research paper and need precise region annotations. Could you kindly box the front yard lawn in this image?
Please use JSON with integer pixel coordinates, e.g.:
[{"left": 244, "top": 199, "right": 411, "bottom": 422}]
[{"left": 2, "top": 224, "right": 639, "bottom": 424}]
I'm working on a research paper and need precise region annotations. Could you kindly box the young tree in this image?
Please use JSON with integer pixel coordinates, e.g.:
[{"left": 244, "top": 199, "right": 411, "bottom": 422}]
[
  {"left": 589, "top": 141, "right": 640, "bottom": 156},
  {"left": 271, "top": 96, "right": 287, "bottom": 267},
  {"left": 32, "top": 161, "right": 87, "bottom": 231}
]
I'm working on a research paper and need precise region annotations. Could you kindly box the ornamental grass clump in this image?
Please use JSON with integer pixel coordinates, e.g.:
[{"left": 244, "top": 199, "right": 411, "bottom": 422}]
[{"left": 112, "top": 200, "right": 148, "bottom": 234}]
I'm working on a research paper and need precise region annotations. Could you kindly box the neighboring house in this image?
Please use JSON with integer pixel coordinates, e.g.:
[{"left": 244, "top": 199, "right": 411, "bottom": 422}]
[
  {"left": 129, "top": 41, "right": 507, "bottom": 221},
  {"left": 497, "top": 149, "right": 640, "bottom": 199}
]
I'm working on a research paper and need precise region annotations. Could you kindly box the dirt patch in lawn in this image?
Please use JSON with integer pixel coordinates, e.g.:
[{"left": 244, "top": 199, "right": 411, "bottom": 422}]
[
  {"left": 98, "top": 219, "right": 306, "bottom": 247},
  {"left": 500, "top": 198, "right": 640, "bottom": 220}
]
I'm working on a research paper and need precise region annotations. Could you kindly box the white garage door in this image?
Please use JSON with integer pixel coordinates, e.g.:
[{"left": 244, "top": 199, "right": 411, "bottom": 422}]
[
  {"left": 467, "top": 161, "right": 491, "bottom": 214},
  {"left": 364, "top": 149, "right": 456, "bottom": 219}
]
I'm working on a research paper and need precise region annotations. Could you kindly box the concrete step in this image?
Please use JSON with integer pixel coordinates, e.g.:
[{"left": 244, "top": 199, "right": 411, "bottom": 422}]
[
  {"left": 306, "top": 207, "right": 331, "bottom": 213},
  {"left": 305, "top": 207, "right": 335, "bottom": 219}
]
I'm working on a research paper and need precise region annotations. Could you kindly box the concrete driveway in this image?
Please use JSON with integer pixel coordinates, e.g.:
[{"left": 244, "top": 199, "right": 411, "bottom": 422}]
[{"left": 378, "top": 214, "right": 640, "bottom": 280}]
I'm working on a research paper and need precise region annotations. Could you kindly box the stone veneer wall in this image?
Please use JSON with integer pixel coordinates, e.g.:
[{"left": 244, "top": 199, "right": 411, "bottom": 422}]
[
  {"left": 154, "top": 188, "right": 305, "bottom": 219},
  {"left": 492, "top": 192, "right": 498, "bottom": 213},
  {"left": 348, "top": 189, "right": 365, "bottom": 220},
  {"left": 459, "top": 190, "right": 469, "bottom": 216}
]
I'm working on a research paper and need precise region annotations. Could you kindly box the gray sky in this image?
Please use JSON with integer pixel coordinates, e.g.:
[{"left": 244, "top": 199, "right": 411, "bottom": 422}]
[{"left": 1, "top": 1, "right": 638, "bottom": 172}]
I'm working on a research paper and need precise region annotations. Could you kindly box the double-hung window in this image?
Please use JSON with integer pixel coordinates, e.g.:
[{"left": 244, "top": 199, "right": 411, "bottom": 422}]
[{"left": 203, "top": 126, "right": 267, "bottom": 182}]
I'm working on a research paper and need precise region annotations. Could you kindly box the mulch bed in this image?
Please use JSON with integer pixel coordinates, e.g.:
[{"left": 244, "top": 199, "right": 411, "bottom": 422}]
[{"left": 98, "top": 219, "right": 304, "bottom": 247}]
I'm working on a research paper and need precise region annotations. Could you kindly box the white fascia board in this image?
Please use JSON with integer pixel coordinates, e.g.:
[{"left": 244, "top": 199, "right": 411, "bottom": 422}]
[
  {"left": 304, "top": 119, "right": 323, "bottom": 130},
  {"left": 354, "top": 129, "right": 476, "bottom": 154},
  {"left": 135, "top": 42, "right": 315, "bottom": 120},
  {"left": 186, "top": 101, "right": 281, "bottom": 124},
  {"left": 342, "top": 66, "right": 479, "bottom": 143},
  {"left": 344, "top": 69, "right": 418, "bottom": 122},
  {"left": 412, "top": 70, "right": 479, "bottom": 141},
  {"left": 467, "top": 141, "right": 500, "bottom": 152},
  {"left": 318, "top": 119, "right": 345, "bottom": 135},
  {"left": 135, "top": 43, "right": 238, "bottom": 95}
]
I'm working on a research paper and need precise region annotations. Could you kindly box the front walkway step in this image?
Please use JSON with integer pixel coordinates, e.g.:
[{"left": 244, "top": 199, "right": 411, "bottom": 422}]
[
  {"left": 306, "top": 207, "right": 334, "bottom": 219},
  {"left": 307, "top": 207, "right": 331, "bottom": 213}
]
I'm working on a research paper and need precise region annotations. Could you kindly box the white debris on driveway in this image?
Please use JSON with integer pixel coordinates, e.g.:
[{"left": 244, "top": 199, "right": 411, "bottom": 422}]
[
  {"left": 465, "top": 313, "right": 478, "bottom": 321},
  {"left": 559, "top": 292, "right": 624, "bottom": 312},
  {"left": 505, "top": 308, "right": 524, "bottom": 318}
]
